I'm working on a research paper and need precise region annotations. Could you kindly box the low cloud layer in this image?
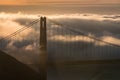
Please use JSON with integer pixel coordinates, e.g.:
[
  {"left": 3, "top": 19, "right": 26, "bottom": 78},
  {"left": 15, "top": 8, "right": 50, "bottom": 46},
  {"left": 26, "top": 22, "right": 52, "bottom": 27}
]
[{"left": 0, "top": 12, "right": 120, "bottom": 67}]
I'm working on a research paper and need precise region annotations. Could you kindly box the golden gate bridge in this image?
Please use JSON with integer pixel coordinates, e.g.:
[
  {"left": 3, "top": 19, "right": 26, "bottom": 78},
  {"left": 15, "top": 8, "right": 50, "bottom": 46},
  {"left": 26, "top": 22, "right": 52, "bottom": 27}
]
[
  {"left": 0, "top": 16, "right": 120, "bottom": 80},
  {"left": 0, "top": 17, "right": 120, "bottom": 49}
]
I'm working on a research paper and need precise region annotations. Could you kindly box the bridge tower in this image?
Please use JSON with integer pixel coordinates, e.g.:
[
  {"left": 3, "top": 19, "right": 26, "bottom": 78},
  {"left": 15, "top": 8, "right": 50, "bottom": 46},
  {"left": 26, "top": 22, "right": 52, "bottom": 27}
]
[{"left": 39, "top": 17, "right": 47, "bottom": 80}]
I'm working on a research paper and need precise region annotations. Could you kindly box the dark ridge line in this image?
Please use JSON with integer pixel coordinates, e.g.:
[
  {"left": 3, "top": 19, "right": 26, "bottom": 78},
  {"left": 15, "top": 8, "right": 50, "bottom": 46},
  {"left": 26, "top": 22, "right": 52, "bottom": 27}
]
[{"left": 0, "top": 50, "right": 40, "bottom": 80}]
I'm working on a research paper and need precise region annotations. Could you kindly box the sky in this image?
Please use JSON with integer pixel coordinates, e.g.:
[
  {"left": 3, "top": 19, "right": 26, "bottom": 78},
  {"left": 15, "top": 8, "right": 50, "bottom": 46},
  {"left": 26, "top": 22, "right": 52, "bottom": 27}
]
[{"left": 0, "top": 0, "right": 120, "bottom": 5}]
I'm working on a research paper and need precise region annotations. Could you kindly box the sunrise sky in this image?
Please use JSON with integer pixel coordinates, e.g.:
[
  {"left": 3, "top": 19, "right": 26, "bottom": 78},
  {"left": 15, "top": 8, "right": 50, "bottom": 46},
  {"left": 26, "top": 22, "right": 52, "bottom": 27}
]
[{"left": 0, "top": 0, "right": 120, "bottom": 5}]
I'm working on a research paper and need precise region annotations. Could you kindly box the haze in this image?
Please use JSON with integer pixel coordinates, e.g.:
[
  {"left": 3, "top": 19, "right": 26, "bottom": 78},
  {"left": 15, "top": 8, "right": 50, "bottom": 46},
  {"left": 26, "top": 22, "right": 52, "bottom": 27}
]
[{"left": 0, "top": 0, "right": 120, "bottom": 5}]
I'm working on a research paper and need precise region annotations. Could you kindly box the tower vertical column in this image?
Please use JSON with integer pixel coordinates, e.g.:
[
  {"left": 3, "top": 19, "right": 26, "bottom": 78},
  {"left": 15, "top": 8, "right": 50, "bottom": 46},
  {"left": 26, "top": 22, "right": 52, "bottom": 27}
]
[{"left": 39, "top": 16, "right": 47, "bottom": 80}]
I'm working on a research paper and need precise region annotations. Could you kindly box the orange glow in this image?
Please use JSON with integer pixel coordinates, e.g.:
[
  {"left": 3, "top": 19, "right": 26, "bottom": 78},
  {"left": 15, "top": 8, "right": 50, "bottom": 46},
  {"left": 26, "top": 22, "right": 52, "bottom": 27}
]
[
  {"left": 0, "top": 0, "right": 26, "bottom": 5},
  {"left": 0, "top": 0, "right": 119, "bottom": 5}
]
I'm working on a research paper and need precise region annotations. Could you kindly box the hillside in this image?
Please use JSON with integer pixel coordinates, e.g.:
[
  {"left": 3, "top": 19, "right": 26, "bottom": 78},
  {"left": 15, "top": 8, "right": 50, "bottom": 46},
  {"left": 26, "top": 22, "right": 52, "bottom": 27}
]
[{"left": 0, "top": 50, "right": 40, "bottom": 80}]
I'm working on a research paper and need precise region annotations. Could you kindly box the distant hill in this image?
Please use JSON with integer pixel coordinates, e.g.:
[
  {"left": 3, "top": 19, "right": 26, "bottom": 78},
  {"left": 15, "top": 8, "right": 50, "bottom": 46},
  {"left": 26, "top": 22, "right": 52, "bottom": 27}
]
[{"left": 0, "top": 50, "right": 40, "bottom": 80}]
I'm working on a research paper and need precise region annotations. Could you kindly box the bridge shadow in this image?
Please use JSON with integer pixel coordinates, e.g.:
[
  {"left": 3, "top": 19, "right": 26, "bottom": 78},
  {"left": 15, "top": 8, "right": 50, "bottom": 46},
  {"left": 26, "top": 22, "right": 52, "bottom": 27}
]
[{"left": 0, "top": 50, "right": 40, "bottom": 80}]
